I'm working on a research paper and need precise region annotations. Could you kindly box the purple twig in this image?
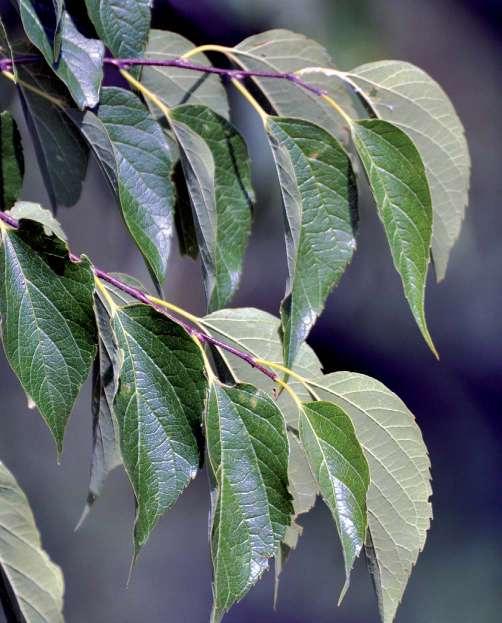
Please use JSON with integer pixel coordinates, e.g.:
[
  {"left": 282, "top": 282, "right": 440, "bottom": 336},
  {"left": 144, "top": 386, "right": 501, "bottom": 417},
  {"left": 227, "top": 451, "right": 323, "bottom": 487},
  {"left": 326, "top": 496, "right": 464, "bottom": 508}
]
[{"left": 0, "top": 211, "right": 278, "bottom": 383}]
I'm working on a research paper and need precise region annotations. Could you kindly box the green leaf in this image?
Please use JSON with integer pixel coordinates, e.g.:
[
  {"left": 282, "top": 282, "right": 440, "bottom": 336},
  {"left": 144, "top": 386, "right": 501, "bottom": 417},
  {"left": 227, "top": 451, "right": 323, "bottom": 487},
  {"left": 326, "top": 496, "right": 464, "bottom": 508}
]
[
  {"left": 0, "top": 460, "right": 64, "bottom": 622},
  {"left": 202, "top": 307, "right": 322, "bottom": 427},
  {"left": 206, "top": 382, "right": 292, "bottom": 623},
  {"left": 299, "top": 401, "right": 369, "bottom": 600},
  {"left": 170, "top": 105, "right": 253, "bottom": 310},
  {"left": 19, "top": 7, "right": 105, "bottom": 109},
  {"left": 141, "top": 30, "right": 229, "bottom": 119},
  {"left": 112, "top": 304, "right": 207, "bottom": 555},
  {"left": 0, "top": 217, "right": 96, "bottom": 455},
  {"left": 348, "top": 61, "right": 470, "bottom": 280},
  {"left": 18, "top": 0, "right": 63, "bottom": 60},
  {"left": 312, "top": 372, "right": 432, "bottom": 623},
  {"left": 8, "top": 201, "right": 66, "bottom": 240},
  {"left": 77, "top": 293, "right": 121, "bottom": 529},
  {"left": 235, "top": 30, "right": 353, "bottom": 136},
  {"left": 352, "top": 119, "right": 436, "bottom": 355},
  {"left": 67, "top": 109, "right": 118, "bottom": 195},
  {"left": 0, "top": 111, "right": 24, "bottom": 211},
  {"left": 266, "top": 116, "right": 357, "bottom": 368},
  {"left": 84, "top": 0, "right": 151, "bottom": 71},
  {"left": 98, "top": 87, "right": 175, "bottom": 285},
  {"left": 15, "top": 59, "right": 89, "bottom": 209},
  {"left": 172, "top": 159, "right": 199, "bottom": 259},
  {"left": 168, "top": 113, "right": 217, "bottom": 297}
]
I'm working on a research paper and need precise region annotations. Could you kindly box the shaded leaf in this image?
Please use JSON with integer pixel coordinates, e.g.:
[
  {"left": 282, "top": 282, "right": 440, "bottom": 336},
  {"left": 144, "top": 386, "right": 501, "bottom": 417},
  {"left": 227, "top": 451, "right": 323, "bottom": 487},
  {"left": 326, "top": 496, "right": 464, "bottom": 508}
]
[
  {"left": 299, "top": 401, "right": 369, "bottom": 600},
  {"left": 0, "top": 460, "right": 64, "bottom": 622},
  {"left": 13, "top": 57, "right": 89, "bottom": 209},
  {"left": 312, "top": 372, "right": 432, "bottom": 623},
  {"left": 0, "top": 111, "right": 24, "bottom": 211},
  {"left": 352, "top": 119, "right": 435, "bottom": 354},
  {"left": 112, "top": 305, "right": 207, "bottom": 555},
  {"left": 141, "top": 30, "right": 229, "bottom": 120},
  {"left": 8, "top": 201, "right": 66, "bottom": 240},
  {"left": 77, "top": 293, "right": 121, "bottom": 529},
  {"left": 170, "top": 105, "right": 253, "bottom": 310},
  {"left": 98, "top": 87, "right": 175, "bottom": 285},
  {"left": 172, "top": 159, "right": 199, "bottom": 259},
  {"left": 19, "top": 7, "right": 105, "bottom": 109},
  {"left": 348, "top": 61, "right": 470, "bottom": 280},
  {"left": 18, "top": 0, "right": 63, "bottom": 60},
  {"left": 202, "top": 307, "right": 322, "bottom": 427},
  {"left": 206, "top": 382, "right": 292, "bottom": 623},
  {"left": 267, "top": 116, "right": 357, "bottom": 369},
  {"left": 0, "top": 217, "right": 96, "bottom": 455}
]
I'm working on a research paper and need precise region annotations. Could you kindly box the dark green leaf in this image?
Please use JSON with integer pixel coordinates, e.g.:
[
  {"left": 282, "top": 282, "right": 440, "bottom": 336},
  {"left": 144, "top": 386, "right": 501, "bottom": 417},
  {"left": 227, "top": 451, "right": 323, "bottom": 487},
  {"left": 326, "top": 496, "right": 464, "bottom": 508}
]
[
  {"left": 352, "top": 119, "right": 435, "bottom": 354},
  {"left": 299, "top": 401, "right": 369, "bottom": 600},
  {"left": 16, "top": 59, "right": 89, "bottom": 209},
  {"left": 312, "top": 372, "right": 432, "bottom": 623},
  {"left": 19, "top": 6, "right": 105, "bottom": 109},
  {"left": 141, "top": 29, "right": 229, "bottom": 119},
  {"left": 0, "top": 459, "right": 64, "bottom": 622},
  {"left": 0, "top": 111, "right": 24, "bottom": 211},
  {"left": 266, "top": 116, "right": 357, "bottom": 369},
  {"left": 170, "top": 105, "right": 253, "bottom": 310},
  {"left": 98, "top": 87, "right": 175, "bottom": 285},
  {"left": 172, "top": 159, "right": 199, "bottom": 259},
  {"left": 77, "top": 293, "right": 121, "bottom": 529},
  {"left": 18, "top": 0, "right": 63, "bottom": 62},
  {"left": 85, "top": 0, "right": 151, "bottom": 78},
  {"left": 206, "top": 382, "right": 292, "bottom": 623},
  {"left": 348, "top": 61, "right": 470, "bottom": 280},
  {"left": 112, "top": 304, "right": 207, "bottom": 555},
  {"left": 0, "top": 217, "right": 97, "bottom": 454},
  {"left": 202, "top": 307, "right": 322, "bottom": 428}
]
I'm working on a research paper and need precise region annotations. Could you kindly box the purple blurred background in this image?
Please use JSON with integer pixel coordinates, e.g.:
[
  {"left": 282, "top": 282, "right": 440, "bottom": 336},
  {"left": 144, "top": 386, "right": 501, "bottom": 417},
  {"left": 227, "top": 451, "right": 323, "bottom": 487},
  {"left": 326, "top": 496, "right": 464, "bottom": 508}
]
[{"left": 0, "top": 1, "right": 501, "bottom": 621}]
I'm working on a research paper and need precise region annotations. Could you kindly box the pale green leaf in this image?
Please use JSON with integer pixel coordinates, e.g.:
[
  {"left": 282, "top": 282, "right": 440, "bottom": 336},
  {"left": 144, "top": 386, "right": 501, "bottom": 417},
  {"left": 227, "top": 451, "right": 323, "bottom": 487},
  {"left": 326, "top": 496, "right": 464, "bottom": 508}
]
[
  {"left": 206, "top": 382, "right": 292, "bottom": 623},
  {"left": 98, "top": 87, "right": 175, "bottom": 285},
  {"left": 169, "top": 105, "right": 253, "bottom": 310},
  {"left": 8, "top": 201, "right": 66, "bottom": 240},
  {"left": 267, "top": 116, "right": 357, "bottom": 368},
  {"left": 202, "top": 307, "right": 322, "bottom": 427},
  {"left": 0, "top": 111, "right": 24, "bottom": 211},
  {"left": 0, "top": 219, "right": 96, "bottom": 455},
  {"left": 348, "top": 61, "right": 470, "bottom": 280},
  {"left": 112, "top": 305, "right": 207, "bottom": 555},
  {"left": 312, "top": 372, "right": 432, "bottom": 623},
  {"left": 352, "top": 119, "right": 436, "bottom": 355},
  {"left": 19, "top": 7, "right": 105, "bottom": 109},
  {"left": 0, "top": 460, "right": 64, "bottom": 622},
  {"left": 141, "top": 30, "right": 229, "bottom": 119},
  {"left": 299, "top": 401, "right": 369, "bottom": 600}
]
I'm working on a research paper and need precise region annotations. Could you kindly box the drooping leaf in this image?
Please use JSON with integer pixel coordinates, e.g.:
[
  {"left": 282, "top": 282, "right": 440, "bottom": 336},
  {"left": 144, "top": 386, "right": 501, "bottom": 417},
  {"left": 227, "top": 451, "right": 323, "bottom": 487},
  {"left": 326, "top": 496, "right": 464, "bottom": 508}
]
[
  {"left": 12, "top": 55, "right": 89, "bottom": 209},
  {"left": 267, "top": 116, "right": 357, "bottom": 369},
  {"left": 0, "top": 217, "right": 96, "bottom": 455},
  {"left": 17, "top": 0, "right": 63, "bottom": 60},
  {"left": 169, "top": 105, "right": 253, "bottom": 310},
  {"left": 235, "top": 30, "right": 353, "bottom": 136},
  {"left": 348, "top": 61, "right": 470, "bottom": 280},
  {"left": 77, "top": 293, "right": 121, "bottom": 529},
  {"left": 172, "top": 159, "right": 199, "bottom": 259},
  {"left": 98, "top": 87, "right": 175, "bottom": 285},
  {"left": 67, "top": 109, "right": 118, "bottom": 195},
  {"left": 8, "top": 201, "right": 66, "bottom": 240},
  {"left": 168, "top": 113, "right": 217, "bottom": 297},
  {"left": 202, "top": 307, "right": 322, "bottom": 428},
  {"left": 0, "top": 460, "right": 64, "bottom": 622},
  {"left": 299, "top": 401, "right": 369, "bottom": 600},
  {"left": 19, "top": 7, "right": 105, "bottom": 109},
  {"left": 352, "top": 119, "right": 435, "bottom": 354},
  {"left": 112, "top": 304, "right": 207, "bottom": 555},
  {"left": 206, "top": 382, "right": 292, "bottom": 623},
  {"left": 0, "top": 111, "right": 24, "bottom": 211},
  {"left": 312, "top": 372, "right": 432, "bottom": 623},
  {"left": 141, "top": 29, "right": 229, "bottom": 119},
  {"left": 85, "top": 0, "right": 151, "bottom": 76}
]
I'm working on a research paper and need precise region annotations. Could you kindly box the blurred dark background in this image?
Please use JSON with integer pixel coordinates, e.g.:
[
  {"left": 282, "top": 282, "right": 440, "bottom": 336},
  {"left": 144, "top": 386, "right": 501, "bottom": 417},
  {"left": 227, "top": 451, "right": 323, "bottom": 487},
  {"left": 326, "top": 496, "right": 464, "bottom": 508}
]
[{"left": 0, "top": 0, "right": 501, "bottom": 621}]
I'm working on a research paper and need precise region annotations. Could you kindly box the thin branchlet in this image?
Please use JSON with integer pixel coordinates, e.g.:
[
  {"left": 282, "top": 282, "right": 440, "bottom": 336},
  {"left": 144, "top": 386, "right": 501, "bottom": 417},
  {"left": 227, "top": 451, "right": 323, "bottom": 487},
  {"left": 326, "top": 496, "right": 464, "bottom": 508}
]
[{"left": 0, "top": 210, "right": 279, "bottom": 383}]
